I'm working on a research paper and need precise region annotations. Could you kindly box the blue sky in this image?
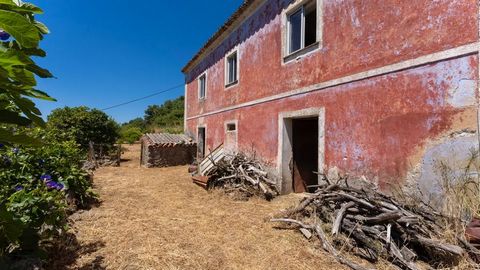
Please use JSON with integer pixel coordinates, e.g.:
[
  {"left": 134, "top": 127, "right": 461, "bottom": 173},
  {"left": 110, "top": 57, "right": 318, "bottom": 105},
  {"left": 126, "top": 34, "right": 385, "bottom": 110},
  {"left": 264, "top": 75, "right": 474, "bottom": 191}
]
[{"left": 33, "top": 0, "right": 243, "bottom": 123}]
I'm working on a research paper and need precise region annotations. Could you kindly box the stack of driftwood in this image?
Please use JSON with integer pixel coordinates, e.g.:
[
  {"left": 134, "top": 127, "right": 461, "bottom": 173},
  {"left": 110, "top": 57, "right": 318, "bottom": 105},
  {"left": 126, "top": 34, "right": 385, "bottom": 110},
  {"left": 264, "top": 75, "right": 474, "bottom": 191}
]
[
  {"left": 205, "top": 153, "right": 279, "bottom": 201},
  {"left": 272, "top": 177, "right": 480, "bottom": 270}
]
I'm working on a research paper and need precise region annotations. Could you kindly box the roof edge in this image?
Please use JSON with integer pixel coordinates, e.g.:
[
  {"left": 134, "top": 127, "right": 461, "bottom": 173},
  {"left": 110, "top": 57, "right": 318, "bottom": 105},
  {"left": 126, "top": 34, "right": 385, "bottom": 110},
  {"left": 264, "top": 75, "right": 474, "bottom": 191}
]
[{"left": 181, "top": 0, "right": 265, "bottom": 74}]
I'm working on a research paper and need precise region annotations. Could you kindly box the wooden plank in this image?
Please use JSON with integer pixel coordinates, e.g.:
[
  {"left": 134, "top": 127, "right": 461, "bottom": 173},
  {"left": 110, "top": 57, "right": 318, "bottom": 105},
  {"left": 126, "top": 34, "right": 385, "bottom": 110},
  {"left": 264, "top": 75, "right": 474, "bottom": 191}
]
[{"left": 199, "top": 145, "right": 225, "bottom": 176}]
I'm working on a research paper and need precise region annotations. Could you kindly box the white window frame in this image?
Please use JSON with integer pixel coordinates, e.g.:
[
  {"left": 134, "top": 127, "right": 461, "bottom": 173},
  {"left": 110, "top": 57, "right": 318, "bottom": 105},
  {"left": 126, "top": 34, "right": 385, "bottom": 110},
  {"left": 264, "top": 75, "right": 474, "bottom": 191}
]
[
  {"left": 287, "top": 6, "right": 305, "bottom": 55},
  {"left": 282, "top": 0, "right": 323, "bottom": 63},
  {"left": 198, "top": 71, "right": 207, "bottom": 100},
  {"left": 224, "top": 120, "right": 238, "bottom": 153},
  {"left": 225, "top": 120, "right": 238, "bottom": 133},
  {"left": 225, "top": 48, "right": 240, "bottom": 88}
]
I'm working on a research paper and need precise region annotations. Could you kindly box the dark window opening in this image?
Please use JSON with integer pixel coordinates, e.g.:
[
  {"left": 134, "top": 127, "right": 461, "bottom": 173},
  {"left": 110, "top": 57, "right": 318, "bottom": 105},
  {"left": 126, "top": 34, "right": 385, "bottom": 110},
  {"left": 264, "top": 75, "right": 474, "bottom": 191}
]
[
  {"left": 289, "top": 9, "right": 302, "bottom": 53},
  {"left": 199, "top": 74, "right": 206, "bottom": 99},
  {"left": 226, "top": 123, "right": 237, "bottom": 132},
  {"left": 304, "top": 2, "right": 317, "bottom": 47},
  {"left": 287, "top": 0, "right": 317, "bottom": 54},
  {"left": 198, "top": 127, "right": 206, "bottom": 159},
  {"left": 226, "top": 52, "right": 238, "bottom": 85}
]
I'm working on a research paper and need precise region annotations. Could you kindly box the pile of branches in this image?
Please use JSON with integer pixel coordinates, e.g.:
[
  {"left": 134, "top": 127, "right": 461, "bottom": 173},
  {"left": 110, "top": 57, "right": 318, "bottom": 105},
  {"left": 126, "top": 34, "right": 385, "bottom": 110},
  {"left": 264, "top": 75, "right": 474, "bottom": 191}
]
[
  {"left": 272, "top": 178, "right": 480, "bottom": 270},
  {"left": 207, "top": 153, "right": 279, "bottom": 201}
]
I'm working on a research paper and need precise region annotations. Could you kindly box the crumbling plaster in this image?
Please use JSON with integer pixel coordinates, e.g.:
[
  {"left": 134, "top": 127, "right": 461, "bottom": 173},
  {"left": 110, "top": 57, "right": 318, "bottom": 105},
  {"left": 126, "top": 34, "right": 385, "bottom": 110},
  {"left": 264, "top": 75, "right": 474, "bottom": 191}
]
[{"left": 185, "top": 0, "right": 480, "bottom": 193}]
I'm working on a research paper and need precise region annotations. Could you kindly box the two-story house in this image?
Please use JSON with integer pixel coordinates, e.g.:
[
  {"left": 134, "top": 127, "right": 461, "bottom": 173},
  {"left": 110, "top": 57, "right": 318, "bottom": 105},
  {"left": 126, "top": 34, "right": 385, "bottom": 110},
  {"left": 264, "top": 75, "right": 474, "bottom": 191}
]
[{"left": 182, "top": 0, "right": 480, "bottom": 196}]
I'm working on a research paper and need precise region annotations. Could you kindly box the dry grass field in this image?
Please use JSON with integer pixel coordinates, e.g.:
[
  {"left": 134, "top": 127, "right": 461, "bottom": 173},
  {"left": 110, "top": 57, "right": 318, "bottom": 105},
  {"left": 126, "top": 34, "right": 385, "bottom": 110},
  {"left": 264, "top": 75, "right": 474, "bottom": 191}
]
[{"left": 49, "top": 144, "right": 349, "bottom": 270}]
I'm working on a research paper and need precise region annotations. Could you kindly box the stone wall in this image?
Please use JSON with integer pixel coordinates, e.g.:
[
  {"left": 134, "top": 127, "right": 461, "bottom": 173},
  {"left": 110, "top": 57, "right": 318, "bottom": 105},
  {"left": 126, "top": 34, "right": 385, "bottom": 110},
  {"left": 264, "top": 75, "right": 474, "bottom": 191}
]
[{"left": 142, "top": 144, "right": 197, "bottom": 168}]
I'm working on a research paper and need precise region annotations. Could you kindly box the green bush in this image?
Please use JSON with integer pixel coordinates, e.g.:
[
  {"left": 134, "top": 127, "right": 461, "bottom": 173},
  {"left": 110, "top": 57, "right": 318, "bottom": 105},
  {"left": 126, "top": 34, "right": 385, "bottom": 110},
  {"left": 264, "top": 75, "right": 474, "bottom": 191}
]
[
  {"left": 0, "top": 129, "right": 94, "bottom": 258},
  {"left": 119, "top": 127, "right": 143, "bottom": 144},
  {"left": 144, "top": 96, "right": 184, "bottom": 133},
  {"left": 47, "top": 106, "right": 120, "bottom": 150}
]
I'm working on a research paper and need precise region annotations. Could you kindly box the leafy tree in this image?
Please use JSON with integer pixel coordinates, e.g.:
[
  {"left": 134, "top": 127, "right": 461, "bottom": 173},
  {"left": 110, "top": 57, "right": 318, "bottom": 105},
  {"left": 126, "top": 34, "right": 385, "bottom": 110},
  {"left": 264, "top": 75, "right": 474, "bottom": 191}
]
[
  {"left": 144, "top": 96, "right": 184, "bottom": 133},
  {"left": 0, "top": 0, "right": 54, "bottom": 145},
  {"left": 119, "top": 127, "right": 143, "bottom": 144},
  {"left": 122, "top": 117, "right": 147, "bottom": 131},
  {"left": 47, "top": 106, "right": 120, "bottom": 149},
  {"left": 118, "top": 118, "right": 147, "bottom": 143}
]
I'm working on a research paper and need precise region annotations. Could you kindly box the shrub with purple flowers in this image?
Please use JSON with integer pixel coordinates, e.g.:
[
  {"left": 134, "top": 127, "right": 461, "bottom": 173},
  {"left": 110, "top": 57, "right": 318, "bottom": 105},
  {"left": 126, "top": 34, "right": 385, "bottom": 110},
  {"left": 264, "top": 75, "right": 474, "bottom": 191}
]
[{"left": 0, "top": 129, "right": 95, "bottom": 258}]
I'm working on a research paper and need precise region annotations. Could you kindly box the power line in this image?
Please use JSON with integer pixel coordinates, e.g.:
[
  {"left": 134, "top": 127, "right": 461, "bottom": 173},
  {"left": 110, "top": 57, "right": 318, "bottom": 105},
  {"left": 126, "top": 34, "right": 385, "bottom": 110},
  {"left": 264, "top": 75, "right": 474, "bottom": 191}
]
[{"left": 101, "top": 83, "right": 184, "bottom": 111}]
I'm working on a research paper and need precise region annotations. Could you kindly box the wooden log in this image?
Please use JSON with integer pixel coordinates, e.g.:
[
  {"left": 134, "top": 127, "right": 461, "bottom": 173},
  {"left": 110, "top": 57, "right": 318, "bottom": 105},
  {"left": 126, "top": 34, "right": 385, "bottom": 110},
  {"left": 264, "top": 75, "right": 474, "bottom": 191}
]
[
  {"left": 348, "top": 211, "right": 403, "bottom": 225},
  {"left": 413, "top": 236, "right": 465, "bottom": 257},
  {"left": 247, "top": 165, "right": 268, "bottom": 177},
  {"left": 313, "top": 223, "right": 375, "bottom": 270},
  {"left": 271, "top": 219, "right": 374, "bottom": 270},
  {"left": 332, "top": 202, "right": 356, "bottom": 236},
  {"left": 337, "top": 193, "right": 376, "bottom": 209}
]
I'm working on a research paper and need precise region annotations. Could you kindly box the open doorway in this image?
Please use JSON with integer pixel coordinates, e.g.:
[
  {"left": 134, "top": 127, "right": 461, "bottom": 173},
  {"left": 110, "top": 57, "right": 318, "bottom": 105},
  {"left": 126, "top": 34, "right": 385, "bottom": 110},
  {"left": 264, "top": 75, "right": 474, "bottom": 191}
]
[
  {"left": 278, "top": 108, "right": 325, "bottom": 194},
  {"left": 292, "top": 118, "right": 318, "bottom": 193},
  {"left": 197, "top": 127, "right": 206, "bottom": 159}
]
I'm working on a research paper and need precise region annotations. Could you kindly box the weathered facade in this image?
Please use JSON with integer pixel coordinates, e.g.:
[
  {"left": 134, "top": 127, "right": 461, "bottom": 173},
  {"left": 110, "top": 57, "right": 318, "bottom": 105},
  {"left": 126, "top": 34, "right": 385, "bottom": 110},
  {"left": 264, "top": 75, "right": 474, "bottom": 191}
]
[
  {"left": 141, "top": 134, "right": 196, "bottom": 168},
  {"left": 183, "top": 0, "right": 480, "bottom": 195}
]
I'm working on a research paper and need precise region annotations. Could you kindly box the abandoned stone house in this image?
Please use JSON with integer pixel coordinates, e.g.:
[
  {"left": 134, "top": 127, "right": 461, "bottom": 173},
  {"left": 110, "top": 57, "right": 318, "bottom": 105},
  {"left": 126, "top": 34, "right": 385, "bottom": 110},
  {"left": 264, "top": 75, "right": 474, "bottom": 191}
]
[{"left": 182, "top": 0, "right": 480, "bottom": 195}]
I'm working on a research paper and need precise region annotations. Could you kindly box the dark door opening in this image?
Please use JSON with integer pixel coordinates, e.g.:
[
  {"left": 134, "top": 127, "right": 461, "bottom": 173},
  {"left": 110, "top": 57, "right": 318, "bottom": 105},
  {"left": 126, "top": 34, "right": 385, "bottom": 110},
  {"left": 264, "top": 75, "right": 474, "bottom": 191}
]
[
  {"left": 292, "top": 118, "right": 318, "bottom": 193},
  {"left": 198, "top": 127, "right": 206, "bottom": 159}
]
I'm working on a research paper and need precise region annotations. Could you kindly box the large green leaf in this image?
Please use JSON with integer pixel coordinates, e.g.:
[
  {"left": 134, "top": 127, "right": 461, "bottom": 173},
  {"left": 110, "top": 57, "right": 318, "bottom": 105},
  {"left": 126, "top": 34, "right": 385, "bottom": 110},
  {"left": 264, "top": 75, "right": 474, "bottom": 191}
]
[
  {"left": 34, "top": 21, "right": 48, "bottom": 34},
  {"left": 0, "top": 0, "right": 43, "bottom": 14},
  {"left": 0, "top": 128, "right": 40, "bottom": 145},
  {"left": 0, "top": 49, "right": 32, "bottom": 67},
  {"left": 0, "top": 1, "right": 54, "bottom": 145},
  {"left": 0, "top": 9, "right": 40, "bottom": 48},
  {"left": 0, "top": 109, "right": 31, "bottom": 125},
  {"left": 26, "top": 63, "right": 52, "bottom": 78},
  {"left": 21, "top": 47, "right": 46, "bottom": 57},
  {"left": 18, "top": 88, "right": 56, "bottom": 101},
  {"left": 10, "top": 95, "right": 45, "bottom": 127},
  {"left": 12, "top": 67, "right": 36, "bottom": 86},
  {"left": 25, "top": 89, "right": 56, "bottom": 101}
]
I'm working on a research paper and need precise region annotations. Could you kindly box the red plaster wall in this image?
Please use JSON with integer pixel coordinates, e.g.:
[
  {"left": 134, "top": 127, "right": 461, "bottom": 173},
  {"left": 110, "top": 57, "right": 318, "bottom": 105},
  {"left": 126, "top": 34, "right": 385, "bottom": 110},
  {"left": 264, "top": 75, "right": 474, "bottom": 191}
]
[{"left": 184, "top": 0, "right": 479, "bottom": 184}]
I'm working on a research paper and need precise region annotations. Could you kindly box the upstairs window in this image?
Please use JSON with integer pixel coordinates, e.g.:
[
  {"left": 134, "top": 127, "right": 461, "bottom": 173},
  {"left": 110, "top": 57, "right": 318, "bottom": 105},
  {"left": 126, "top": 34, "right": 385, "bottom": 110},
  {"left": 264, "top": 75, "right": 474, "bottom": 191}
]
[
  {"left": 225, "top": 50, "right": 238, "bottom": 87},
  {"left": 198, "top": 73, "right": 206, "bottom": 100},
  {"left": 287, "top": 0, "right": 317, "bottom": 54}
]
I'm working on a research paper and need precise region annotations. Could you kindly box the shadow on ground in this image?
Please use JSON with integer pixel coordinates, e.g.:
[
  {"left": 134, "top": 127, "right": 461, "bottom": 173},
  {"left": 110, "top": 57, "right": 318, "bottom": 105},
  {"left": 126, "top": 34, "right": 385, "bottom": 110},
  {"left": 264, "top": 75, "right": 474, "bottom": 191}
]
[{"left": 45, "top": 233, "right": 106, "bottom": 270}]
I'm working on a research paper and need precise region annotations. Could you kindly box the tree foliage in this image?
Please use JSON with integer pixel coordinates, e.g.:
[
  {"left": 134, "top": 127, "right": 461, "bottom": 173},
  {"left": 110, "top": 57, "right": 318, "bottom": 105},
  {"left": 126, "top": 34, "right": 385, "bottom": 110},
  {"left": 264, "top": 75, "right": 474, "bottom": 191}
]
[
  {"left": 144, "top": 96, "right": 184, "bottom": 133},
  {"left": 0, "top": 0, "right": 54, "bottom": 145},
  {"left": 47, "top": 107, "right": 120, "bottom": 149},
  {"left": 119, "top": 127, "right": 143, "bottom": 144},
  {"left": 118, "top": 118, "right": 146, "bottom": 144},
  {"left": 119, "top": 96, "right": 185, "bottom": 142}
]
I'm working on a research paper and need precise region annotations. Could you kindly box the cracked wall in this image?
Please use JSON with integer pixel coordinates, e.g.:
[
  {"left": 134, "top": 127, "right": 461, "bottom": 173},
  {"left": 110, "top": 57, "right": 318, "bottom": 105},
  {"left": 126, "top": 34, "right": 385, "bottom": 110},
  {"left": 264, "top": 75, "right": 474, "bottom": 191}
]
[{"left": 184, "top": 0, "right": 480, "bottom": 193}]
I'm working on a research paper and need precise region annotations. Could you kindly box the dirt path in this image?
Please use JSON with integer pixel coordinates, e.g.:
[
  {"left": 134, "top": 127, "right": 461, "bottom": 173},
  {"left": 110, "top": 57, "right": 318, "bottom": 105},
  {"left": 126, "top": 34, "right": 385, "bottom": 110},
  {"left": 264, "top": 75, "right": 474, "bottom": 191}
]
[{"left": 63, "top": 145, "right": 345, "bottom": 270}]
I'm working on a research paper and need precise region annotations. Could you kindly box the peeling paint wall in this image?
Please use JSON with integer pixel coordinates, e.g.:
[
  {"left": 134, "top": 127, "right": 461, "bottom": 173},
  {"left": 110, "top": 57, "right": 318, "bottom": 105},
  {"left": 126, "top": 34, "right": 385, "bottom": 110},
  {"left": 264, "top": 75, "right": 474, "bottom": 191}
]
[{"left": 184, "top": 0, "right": 480, "bottom": 193}]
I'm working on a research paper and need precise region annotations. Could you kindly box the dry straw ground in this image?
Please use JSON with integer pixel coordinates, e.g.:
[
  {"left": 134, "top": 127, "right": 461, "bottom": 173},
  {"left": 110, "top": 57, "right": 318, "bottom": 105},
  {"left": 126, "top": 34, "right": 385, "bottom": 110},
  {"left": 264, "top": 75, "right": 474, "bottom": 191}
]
[{"left": 55, "top": 145, "right": 349, "bottom": 270}]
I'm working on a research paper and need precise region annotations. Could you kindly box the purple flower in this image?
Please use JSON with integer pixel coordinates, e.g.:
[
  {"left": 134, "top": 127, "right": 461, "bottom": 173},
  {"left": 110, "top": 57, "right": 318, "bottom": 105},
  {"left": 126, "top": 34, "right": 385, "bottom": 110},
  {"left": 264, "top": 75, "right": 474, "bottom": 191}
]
[
  {"left": 45, "top": 180, "right": 57, "bottom": 189},
  {"left": 14, "top": 185, "right": 23, "bottom": 192},
  {"left": 12, "top": 148, "right": 19, "bottom": 154},
  {"left": 41, "top": 174, "right": 52, "bottom": 181},
  {"left": 45, "top": 180, "right": 64, "bottom": 191},
  {"left": 0, "top": 31, "right": 10, "bottom": 41},
  {"left": 0, "top": 144, "right": 4, "bottom": 148},
  {"left": 56, "top": 183, "right": 65, "bottom": 191}
]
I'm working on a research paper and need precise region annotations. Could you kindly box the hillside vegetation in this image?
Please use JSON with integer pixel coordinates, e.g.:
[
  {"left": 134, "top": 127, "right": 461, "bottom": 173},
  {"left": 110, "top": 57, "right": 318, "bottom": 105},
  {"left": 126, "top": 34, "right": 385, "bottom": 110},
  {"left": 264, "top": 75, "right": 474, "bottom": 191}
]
[{"left": 119, "top": 96, "right": 184, "bottom": 143}]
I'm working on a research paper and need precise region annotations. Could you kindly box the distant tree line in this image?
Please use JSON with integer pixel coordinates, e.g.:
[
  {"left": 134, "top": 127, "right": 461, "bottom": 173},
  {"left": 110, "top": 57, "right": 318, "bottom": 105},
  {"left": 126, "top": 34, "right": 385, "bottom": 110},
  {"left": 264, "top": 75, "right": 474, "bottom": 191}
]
[{"left": 119, "top": 96, "right": 185, "bottom": 144}]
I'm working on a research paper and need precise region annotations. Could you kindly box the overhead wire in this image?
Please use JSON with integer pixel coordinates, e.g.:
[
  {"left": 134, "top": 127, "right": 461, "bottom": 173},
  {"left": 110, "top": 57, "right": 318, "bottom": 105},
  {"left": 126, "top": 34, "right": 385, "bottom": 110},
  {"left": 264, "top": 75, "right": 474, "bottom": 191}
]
[{"left": 101, "top": 83, "right": 184, "bottom": 111}]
